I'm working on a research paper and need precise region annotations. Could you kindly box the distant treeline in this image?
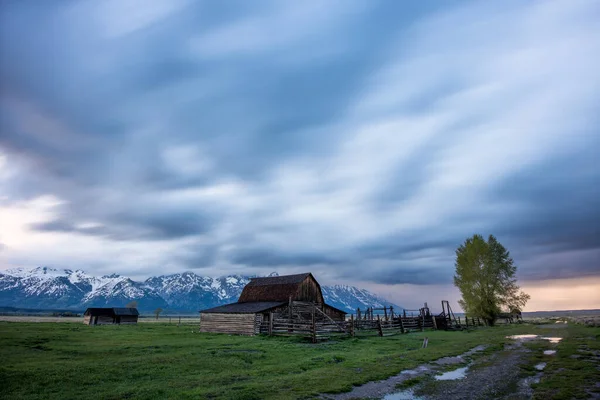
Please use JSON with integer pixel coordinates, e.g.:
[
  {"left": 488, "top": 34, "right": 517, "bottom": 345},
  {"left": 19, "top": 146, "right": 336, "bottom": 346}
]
[{"left": 0, "top": 306, "right": 84, "bottom": 316}]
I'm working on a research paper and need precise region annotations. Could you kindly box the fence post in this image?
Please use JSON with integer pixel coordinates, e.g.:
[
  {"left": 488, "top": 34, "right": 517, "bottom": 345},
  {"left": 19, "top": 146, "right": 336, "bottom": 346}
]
[
  {"left": 432, "top": 315, "right": 437, "bottom": 330},
  {"left": 357, "top": 308, "right": 361, "bottom": 321},
  {"left": 390, "top": 306, "right": 394, "bottom": 320},
  {"left": 350, "top": 314, "right": 355, "bottom": 337},
  {"left": 384, "top": 306, "right": 388, "bottom": 321},
  {"left": 377, "top": 315, "right": 383, "bottom": 337},
  {"left": 399, "top": 316, "right": 405, "bottom": 334},
  {"left": 269, "top": 312, "right": 273, "bottom": 336},
  {"left": 465, "top": 316, "right": 469, "bottom": 327},
  {"left": 312, "top": 304, "right": 316, "bottom": 343}
]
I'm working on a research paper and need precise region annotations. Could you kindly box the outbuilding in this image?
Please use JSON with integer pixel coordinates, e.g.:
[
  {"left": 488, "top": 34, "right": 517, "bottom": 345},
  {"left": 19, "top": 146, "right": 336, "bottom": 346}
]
[
  {"left": 83, "top": 307, "right": 139, "bottom": 325},
  {"left": 200, "top": 273, "right": 346, "bottom": 335}
]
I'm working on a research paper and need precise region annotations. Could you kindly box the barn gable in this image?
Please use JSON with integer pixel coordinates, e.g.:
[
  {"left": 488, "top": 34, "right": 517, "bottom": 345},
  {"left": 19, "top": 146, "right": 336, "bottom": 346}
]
[{"left": 237, "top": 273, "right": 324, "bottom": 303}]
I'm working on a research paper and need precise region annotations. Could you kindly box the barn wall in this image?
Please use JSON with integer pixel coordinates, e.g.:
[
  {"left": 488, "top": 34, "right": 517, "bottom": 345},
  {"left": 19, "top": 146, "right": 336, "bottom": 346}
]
[
  {"left": 83, "top": 315, "right": 92, "bottom": 325},
  {"left": 119, "top": 316, "right": 138, "bottom": 324},
  {"left": 254, "top": 314, "right": 263, "bottom": 335},
  {"left": 96, "top": 316, "right": 115, "bottom": 325},
  {"left": 295, "top": 276, "right": 324, "bottom": 303},
  {"left": 323, "top": 305, "right": 346, "bottom": 321},
  {"left": 200, "top": 313, "right": 257, "bottom": 335}
]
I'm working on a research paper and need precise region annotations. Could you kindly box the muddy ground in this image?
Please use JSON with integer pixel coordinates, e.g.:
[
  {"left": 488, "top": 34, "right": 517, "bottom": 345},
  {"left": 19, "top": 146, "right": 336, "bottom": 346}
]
[{"left": 321, "top": 325, "right": 569, "bottom": 400}]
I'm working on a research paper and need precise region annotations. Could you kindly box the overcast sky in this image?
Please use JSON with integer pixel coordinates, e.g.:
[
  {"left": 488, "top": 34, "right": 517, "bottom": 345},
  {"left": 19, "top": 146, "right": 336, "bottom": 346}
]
[{"left": 1, "top": 0, "right": 599, "bottom": 311}]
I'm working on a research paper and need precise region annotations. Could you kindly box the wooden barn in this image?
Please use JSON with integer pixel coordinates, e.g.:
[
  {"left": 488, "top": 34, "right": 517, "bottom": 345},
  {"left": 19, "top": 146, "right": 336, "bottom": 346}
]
[
  {"left": 83, "top": 307, "right": 139, "bottom": 325},
  {"left": 200, "top": 273, "right": 346, "bottom": 335}
]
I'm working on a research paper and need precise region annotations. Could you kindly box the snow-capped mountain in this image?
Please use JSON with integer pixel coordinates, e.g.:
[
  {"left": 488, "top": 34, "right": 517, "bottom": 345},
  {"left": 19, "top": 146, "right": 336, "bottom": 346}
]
[
  {"left": 0, "top": 267, "right": 401, "bottom": 313},
  {"left": 321, "top": 285, "right": 394, "bottom": 312},
  {"left": 144, "top": 272, "right": 248, "bottom": 311}
]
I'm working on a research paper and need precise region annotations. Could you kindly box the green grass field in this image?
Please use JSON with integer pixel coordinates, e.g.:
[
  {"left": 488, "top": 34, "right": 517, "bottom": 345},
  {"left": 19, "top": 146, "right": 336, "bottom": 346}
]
[{"left": 0, "top": 321, "right": 598, "bottom": 399}]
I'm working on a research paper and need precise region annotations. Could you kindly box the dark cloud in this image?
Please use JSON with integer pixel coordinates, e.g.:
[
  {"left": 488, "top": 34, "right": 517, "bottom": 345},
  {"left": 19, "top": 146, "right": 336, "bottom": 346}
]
[
  {"left": 31, "top": 210, "right": 212, "bottom": 241},
  {"left": 231, "top": 248, "right": 346, "bottom": 268},
  {"left": 1, "top": 0, "right": 599, "bottom": 288}
]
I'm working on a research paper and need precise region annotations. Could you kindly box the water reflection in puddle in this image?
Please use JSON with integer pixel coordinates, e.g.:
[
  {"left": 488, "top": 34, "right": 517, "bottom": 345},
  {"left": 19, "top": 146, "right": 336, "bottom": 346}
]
[
  {"left": 544, "top": 350, "right": 557, "bottom": 355},
  {"left": 535, "top": 362, "right": 547, "bottom": 371},
  {"left": 507, "top": 334, "right": 538, "bottom": 340},
  {"left": 434, "top": 366, "right": 469, "bottom": 381},
  {"left": 383, "top": 389, "right": 425, "bottom": 400},
  {"left": 541, "top": 337, "right": 562, "bottom": 344},
  {"left": 506, "top": 335, "right": 563, "bottom": 343}
]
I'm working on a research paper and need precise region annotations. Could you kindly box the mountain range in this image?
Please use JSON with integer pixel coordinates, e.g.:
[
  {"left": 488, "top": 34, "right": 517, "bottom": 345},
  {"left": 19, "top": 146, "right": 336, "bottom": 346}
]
[{"left": 0, "top": 267, "right": 401, "bottom": 313}]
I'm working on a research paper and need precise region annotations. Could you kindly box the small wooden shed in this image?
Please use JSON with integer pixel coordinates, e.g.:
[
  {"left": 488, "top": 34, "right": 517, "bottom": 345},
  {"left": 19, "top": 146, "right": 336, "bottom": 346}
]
[
  {"left": 83, "top": 307, "right": 139, "bottom": 325},
  {"left": 200, "top": 273, "right": 346, "bottom": 335}
]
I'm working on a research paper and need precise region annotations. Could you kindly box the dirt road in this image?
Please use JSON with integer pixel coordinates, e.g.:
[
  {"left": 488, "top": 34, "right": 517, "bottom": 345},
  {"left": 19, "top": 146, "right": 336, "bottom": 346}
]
[{"left": 322, "top": 327, "right": 567, "bottom": 400}]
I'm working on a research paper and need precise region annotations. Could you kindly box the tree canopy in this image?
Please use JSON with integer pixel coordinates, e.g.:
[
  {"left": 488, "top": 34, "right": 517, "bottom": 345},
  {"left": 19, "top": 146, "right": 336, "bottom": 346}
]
[{"left": 453, "top": 234, "right": 530, "bottom": 325}]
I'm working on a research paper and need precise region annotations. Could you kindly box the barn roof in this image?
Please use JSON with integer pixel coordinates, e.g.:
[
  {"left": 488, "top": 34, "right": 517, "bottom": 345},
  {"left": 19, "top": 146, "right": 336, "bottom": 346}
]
[
  {"left": 238, "top": 273, "right": 313, "bottom": 303},
  {"left": 113, "top": 308, "right": 139, "bottom": 316},
  {"left": 200, "top": 301, "right": 286, "bottom": 314},
  {"left": 84, "top": 307, "right": 139, "bottom": 316}
]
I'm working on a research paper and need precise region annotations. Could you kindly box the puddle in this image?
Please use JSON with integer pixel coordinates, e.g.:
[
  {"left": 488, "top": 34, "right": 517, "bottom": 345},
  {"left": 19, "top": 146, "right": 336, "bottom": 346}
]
[
  {"left": 400, "top": 366, "right": 430, "bottom": 375},
  {"left": 506, "top": 335, "right": 563, "bottom": 343},
  {"left": 541, "top": 337, "right": 562, "bottom": 344},
  {"left": 534, "top": 362, "right": 547, "bottom": 371},
  {"left": 507, "top": 334, "right": 538, "bottom": 340},
  {"left": 434, "top": 366, "right": 469, "bottom": 381},
  {"left": 383, "top": 389, "right": 425, "bottom": 400},
  {"left": 544, "top": 350, "right": 557, "bottom": 355}
]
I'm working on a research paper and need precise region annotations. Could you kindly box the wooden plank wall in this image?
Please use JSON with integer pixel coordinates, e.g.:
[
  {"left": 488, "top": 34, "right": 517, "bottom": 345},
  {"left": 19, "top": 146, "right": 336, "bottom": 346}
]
[
  {"left": 199, "top": 313, "right": 256, "bottom": 335},
  {"left": 120, "top": 316, "right": 138, "bottom": 324},
  {"left": 295, "top": 276, "right": 324, "bottom": 303},
  {"left": 96, "top": 316, "right": 115, "bottom": 325},
  {"left": 253, "top": 314, "right": 263, "bottom": 335}
]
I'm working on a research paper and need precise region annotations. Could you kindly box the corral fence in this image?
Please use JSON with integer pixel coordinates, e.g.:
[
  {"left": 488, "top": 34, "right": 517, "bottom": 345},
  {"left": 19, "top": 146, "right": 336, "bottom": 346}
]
[
  {"left": 255, "top": 300, "right": 519, "bottom": 342},
  {"left": 257, "top": 302, "right": 452, "bottom": 342}
]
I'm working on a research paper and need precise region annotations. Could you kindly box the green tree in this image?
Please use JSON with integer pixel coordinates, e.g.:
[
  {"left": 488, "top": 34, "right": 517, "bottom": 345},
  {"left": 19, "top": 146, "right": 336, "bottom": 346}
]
[
  {"left": 154, "top": 308, "right": 163, "bottom": 320},
  {"left": 453, "top": 234, "right": 530, "bottom": 326}
]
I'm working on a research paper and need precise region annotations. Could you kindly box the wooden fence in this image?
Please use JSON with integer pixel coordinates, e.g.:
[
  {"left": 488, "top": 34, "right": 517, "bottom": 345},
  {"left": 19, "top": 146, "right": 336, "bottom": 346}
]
[{"left": 258, "top": 303, "right": 442, "bottom": 342}]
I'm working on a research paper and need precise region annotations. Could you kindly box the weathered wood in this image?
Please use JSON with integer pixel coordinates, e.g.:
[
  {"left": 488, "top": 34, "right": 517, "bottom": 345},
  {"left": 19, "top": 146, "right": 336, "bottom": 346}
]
[
  {"left": 377, "top": 315, "right": 383, "bottom": 337},
  {"left": 200, "top": 313, "right": 257, "bottom": 335},
  {"left": 311, "top": 305, "right": 316, "bottom": 343}
]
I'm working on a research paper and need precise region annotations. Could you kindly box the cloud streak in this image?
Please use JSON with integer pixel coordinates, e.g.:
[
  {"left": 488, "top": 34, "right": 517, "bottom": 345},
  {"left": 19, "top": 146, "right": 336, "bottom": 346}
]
[{"left": 1, "top": 0, "right": 599, "bottom": 297}]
